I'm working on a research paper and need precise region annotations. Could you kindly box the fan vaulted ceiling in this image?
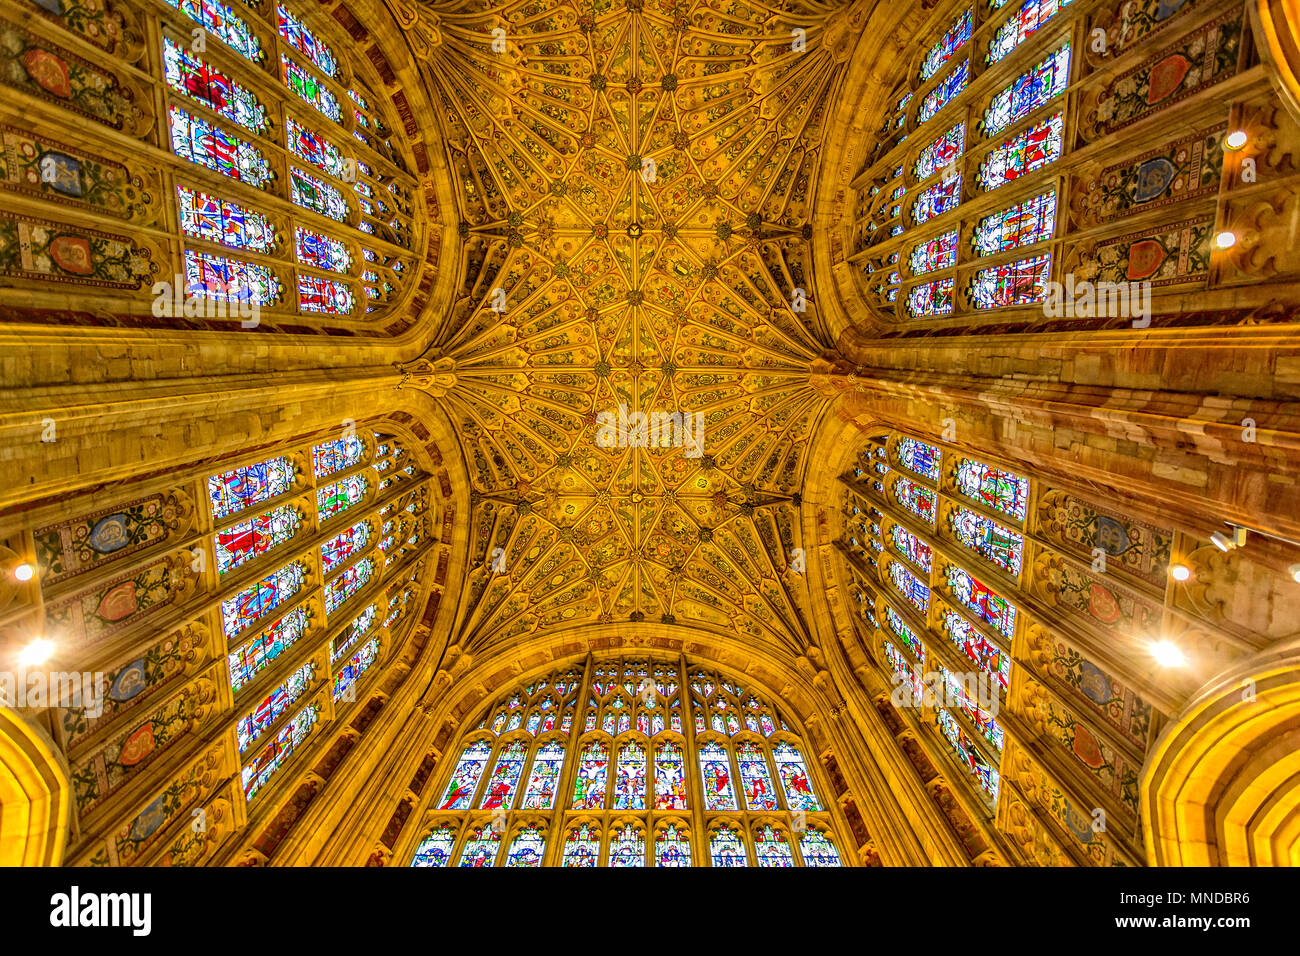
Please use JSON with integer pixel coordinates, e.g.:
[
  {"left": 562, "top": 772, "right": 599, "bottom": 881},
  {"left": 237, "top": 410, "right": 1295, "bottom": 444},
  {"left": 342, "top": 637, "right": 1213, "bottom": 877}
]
[{"left": 405, "top": 0, "right": 855, "bottom": 652}]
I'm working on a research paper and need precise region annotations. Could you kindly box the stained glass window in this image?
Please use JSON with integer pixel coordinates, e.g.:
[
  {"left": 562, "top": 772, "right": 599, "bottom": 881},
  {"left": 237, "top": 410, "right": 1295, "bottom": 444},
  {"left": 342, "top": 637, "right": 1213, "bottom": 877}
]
[
  {"left": 438, "top": 741, "right": 492, "bottom": 810},
  {"left": 913, "top": 174, "right": 961, "bottom": 224},
  {"left": 941, "top": 666, "right": 1005, "bottom": 750},
  {"left": 561, "top": 823, "right": 601, "bottom": 866},
  {"left": 178, "top": 187, "right": 278, "bottom": 253},
  {"left": 612, "top": 740, "right": 647, "bottom": 810},
  {"left": 736, "top": 742, "right": 779, "bottom": 811},
  {"left": 520, "top": 741, "right": 565, "bottom": 809},
  {"left": 229, "top": 605, "right": 310, "bottom": 693},
  {"left": 504, "top": 825, "right": 547, "bottom": 867},
  {"left": 184, "top": 249, "right": 281, "bottom": 305},
  {"left": 773, "top": 743, "right": 821, "bottom": 811},
  {"left": 906, "top": 277, "right": 955, "bottom": 319},
  {"left": 978, "top": 113, "right": 1064, "bottom": 191},
  {"left": 654, "top": 740, "right": 688, "bottom": 809},
  {"left": 242, "top": 702, "right": 317, "bottom": 800},
  {"left": 163, "top": 38, "right": 267, "bottom": 134},
  {"left": 983, "top": 44, "right": 1071, "bottom": 137},
  {"left": 918, "top": 61, "right": 969, "bottom": 124},
  {"left": 298, "top": 275, "right": 355, "bottom": 314},
  {"left": 277, "top": 3, "right": 339, "bottom": 77},
  {"left": 572, "top": 740, "right": 609, "bottom": 809},
  {"left": 893, "top": 476, "right": 938, "bottom": 524},
  {"left": 954, "top": 458, "right": 1029, "bottom": 520},
  {"left": 321, "top": 520, "right": 370, "bottom": 574},
  {"left": 410, "top": 826, "right": 457, "bottom": 867},
  {"left": 970, "top": 253, "right": 1052, "bottom": 309},
  {"left": 754, "top": 825, "right": 795, "bottom": 867},
  {"left": 699, "top": 741, "right": 738, "bottom": 811},
  {"left": 324, "top": 557, "right": 372, "bottom": 614},
  {"left": 946, "top": 565, "right": 1017, "bottom": 637},
  {"left": 800, "top": 830, "right": 843, "bottom": 867},
  {"left": 950, "top": 507, "right": 1024, "bottom": 574},
  {"left": 608, "top": 825, "right": 646, "bottom": 867},
  {"left": 909, "top": 230, "right": 958, "bottom": 276},
  {"left": 313, "top": 435, "right": 366, "bottom": 478},
  {"left": 215, "top": 504, "right": 300, "bottom": 574},
  {"left": 318, "top": 473, "right": 367, "bottom": 521},
  {"left": 170, "top": 107, "right": 273, "bottom": 187},
  {"left": 710, "top": 825, "right": 749, "bottom": 867},
  {"left": 988, "top": 0, "right": 1072, "bottom": 64},
  {"left": 973, "top": 190, "right": 1057, "bottom": 255},
  {"left": 919, "top": 9, "right": 973, "bottom": 81},
  {"left": 209, "top": 456, "right": 294, "bottom": 521},
  {"left": 332, "top": 636, "right": 378, "bottom": 701},
  {"left": 890, "top": 523, "right": 934, "bottom": 571},
  {"left": 296, "top": 228, "right": 352, "bottom": 273},
  {"left": 944, "top": 609, "right": 1012, "bottom": 690},
  {"left": 291, "top": 167, "right": 349, "bottom": 221},
  {"left": 221, "top": 562, "right": 307, "bottom": 638},
  {"left": 457, "top": 825, "right": 502, "bottom": 867},
  {"left": 162, "top": 0, "right": 262, "bottom": 62},
  {"left": 655, "top": 824, "right": 692, "bottom": 867},
  {"left": 888, "top": 560, "right": 931, "bottom": 614},
  {"left": 936, "top": 707, "right": 1000, "bottom": 800},
  {"left": 236, "top": 662, "right": 313, "bottom": 753},
  {"left": 287, "top": 116, "right": 347, "bottom": 178},
  {"left": 282, "top": 55, "right": 341, "bottom": 122},
  {"left": 896, "top": 437, "right": 941, "bottom": 480},
  {"left": 885, "top": 605, "right": 927, "bottom": 665},
  {"left": 331, "top": 602, "right": 377, "bottom": 663}
]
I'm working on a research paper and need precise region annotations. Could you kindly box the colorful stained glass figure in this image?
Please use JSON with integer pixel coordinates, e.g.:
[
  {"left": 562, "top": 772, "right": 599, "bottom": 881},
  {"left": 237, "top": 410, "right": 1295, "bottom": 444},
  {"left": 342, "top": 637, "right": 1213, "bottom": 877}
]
[
  {"left": 215, "top": 504, "right": 300, "bottom": 575},
  {"left": 915, "top": 123, "right": 965, "bottom": 181},
  {"left": 298, "top": 275, "right": 355, "bottom": 314},
  {"left": 937, "top": 707, "right": 1000, "bottom": 800},
  {"left": 438, "top": 740, "right": 491, "bottom": 810},
  {"left": 332, "top": 636, "right": 378, "bottom": 701},
  {"left": 320, "top": 520, "right": 369, "bottom": 574},
  {"left": 773, "top": 742, "right": 822, "bottom": 811},
  {"left": 799, "top": 830, "right": 843, "bottom": 867},
  {"left": 920, "top": 9, "right": 973, "bottom": 80},
  {"left": 228, "top": 605, "right": 310, "bottom": 693},
  {"left": 735, "top": 741, "right": 779, "bottom": 811},
  {"left": 885, "top": 641, "right": 925, "bottom": 703},
  {"left": 888, "top": 561, "right": 931, "bottom": 614},
  {"left": 290, "top": 167, "right": 349, "bottom": 221},
  {"left": 984, "top": 44, "right": 1071, "bottom": 137},
  {"left": 946, "top": 565, "right": 1017, "bottom": 637},
  {"left": 654, "top": 740, "right": 688, "bottom": 810},
  {"left": 286, "top": 117, "right": 347, "bottom": 178},
  {"left": 571, "top": 740, "right": 609, "bottom": 809},
  {"left": 323, "top": 556, "right": 372, "bottom": 614},
  {"left": 893, "top": 476, "right": 938, "bottom": 524},
  {"left": 889, "top": 523, "right": 934, "bottom": 572},
  {"left": 236, "top": 662, "right": 313, "bottom": 753},
  {"left": 655, "top": 824, "right": 692, "bottom": 867},
  {"left": 410, "top": 826, "right": 456, "bottom": 867},
  {"left": 754, "top": 825, "right": 795, "bottom": 867},
  {"left": 970, "top": 253, "right": 1052, "bottom": 309},
  {"left": 504, "top": 824, "right": 547, "bottom": 867},
  {"left": 699, "top": 741, "right": 738, "bottom": 810},
  {"left": 896, "top": 437, "right": 942, "bottom": 480},
  {"left": 941, "top": 665, "right": 1005, "bottom": 750},
  {"left": 178, "top": 186, "right": 277, "bottom": 253},
  {"left": 950, "top": 506, "right": 1024, "bottom": 574},
  {"left": 913, "top": 174, "right": 961, "bottom": 224},
  {"left": 170, "top": 107, "right": 273, "bottom": 187},
  {"left": 331, "top": 602, "right": 377, "bottom": 663},
  {"left": 561, "top": 823, "right": 600, "bottom": 866},
  {"left": 978, "top": 113, "right": 1064, "bottom": 191},
  {"left": 954, "top": 457, "right": 1029, "bottom": 520},
  {"left": 612, "top": 740, "right": 647, "bottom": 810},
  {"left": 989, "top": 0, "right": 1072, "bottom": 64},
  {"left": 162, "top": 0, "right": 261, "bottom": 61},
  {"left": 709, "top": 824, "right": 749, "bottom": 867},
  {"left": 608, "top": 825, "right": 646, "bottom": 867},
  {"left": 242, "top": 702, "right": 316, "bottom": 800},
  {"left": 311, "top": 435, "right": 365, "bottom": 478},
  {"left": 885, "top": 605, "right": 926, "bottom": 665},
  {"left": 163, "top": 38, "right": 267, "bottom": 133},
  {"left": 909, "top": 229, "right": 958, "bottom": 276},
  {"left": 295, "top": 227, "right": 351, "bottom": 273},
  {"left": 944, "top": 609, "right": 1012, "bottom": 690},
  {"left": 221, "top": 562, "right": 306, "bottom": 638},
  {"left": 457, "top": 825, "right": 502, "bottom": 867},
  {"left": 317, "top": 473, "right": 367, "bottom": 521},
  {"left": 918, "top": 61, "right": 969, "bottom": 124},
  {"left": 973, "top": 189, "right": 1057, "bottom": 255},
  {"left": 906, "top": 277, "right": 955, "bottom": 318},
  {"left": 282, "top": 55, "right": 341, "bottom": 122},
  {"left": 520, "top": 740, "right": 565, "bottom": 809},
  {"left": 277, "top": 4, "right": 339, "bottom": 77},
  {"left": 184, "top": 249, "right": 281, "bottom": 306},
  {"left": 208, "top": 456, "right": 293, "bottom": 521}
]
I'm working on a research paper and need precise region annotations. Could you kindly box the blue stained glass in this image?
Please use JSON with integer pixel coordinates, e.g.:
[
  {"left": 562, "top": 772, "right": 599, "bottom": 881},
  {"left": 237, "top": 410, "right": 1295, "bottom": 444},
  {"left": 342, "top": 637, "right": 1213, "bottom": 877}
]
[
  {"left": 970, "top": 253, "right": 1052, "bottom": 309},
  {"left": 944, "top": 608, "right": 1012, "bottom": 691},
  {"left": 978, "top": 113, "right": 1064, "bottom": 191},
  {"left": 918, "top": 61, "right": 969, "bottom": 124},
  {"left": 317, "top": 473, "right": 367, "bottom": 520},
  {"left": 177, "top": 186, "right": 277, "bottom": 253},
  {"left": 221, "top": 562, "right": 306, "bottom": 638},
  {"left": 800, "top": 831, "right": 843, "bottom": 867},
  {"left": 608, "top": 825, "right": 646, "bottom": 867},
  {"left": 896, "top": 436, "right": 942, "bottom": 480},
  {"left": 242, "top": 702, "right": 317, "bottom": 800},
  {"left": 988, "top": 0, "right": 1073, "bottom": 64},
  {"left": 613, "top": 740, "right": 647, "bottom": 810},
  {"left": 163, "top": 38, "right": 266, "bottom": 133},
  {"left": 313, "top": 435, "right": 365, "bottom": 478},
  {"left": 236, "top": 661, "right": 313, "bottom": 753},
  {"left": 438, "top": 740, "right": 492, "bottom": 810},
  {"left": 562, "top": 823, "right": 601, "bottom": 866},
  {"left": 479, "top": 740, "right": 529, "bottom": 810},
  {"left": 184, "top": 249, "right": 281, "bottom": 306},
  {"left": 950, "top": 506, "right": 1024, "bottom": 574},
  {"left": 295, "top": 227, "right": 351, "bottom": 273},
  {"left": 324, "top": 556, "right": 372, "bottom": 614},
  {"left": 906, "top": 277, "right": 955, "bottom": 318},
  {"left": 890, "top": 523, "right": 933, "bottom": 571},
  {"left": 940, "top": 665, "right": 1005, "bottom": 750},
  {"left": 894, "top": 476, "right": 938, "bottom": 524},
  {"left": 286, "top": 116, "right": 347, "bottom": 178},
  {"left": 277, "top": 4, "right": 339, "bottom": 77},
  {"left": 955, "top": 457, "right": 1030, "bottom": 520},
  {"left": 291, "top": 167, "right": 349, "bottom": 221},
  {"left": 909, "top": 229, "right": 958, "bottom": 275},
  {"left": 946, "top": 565, "right": 1017, "bottom": 637},
  {"left": 282, "top": 54, "right": 341, "bottom": 122},
  {"left": 655, "top": 824, "right": 692, "bottom": 867},
  {"left": 571, "top": 740, "right": 609, "bottom": 809},
  {"left": 520, "top": 741, "right": 566, "bottom": 809},
  {"left": 885, "top": 605, "right": 927, "bottom": 664},
  {"left": 411, "top": 826, "right": 456, "bottom": 866},
  {"left": 320, "top": 519, "right": 370, "bottom": 574},
  {"left": 654, "top": 740, "right": 688, "bottom": 810},
  {"left": 920, "top": 9, "right": 973, "bottom": 80},
  {"left": 162, "top": 0, "right": 261, "bottom": 62},
  {"left": 885, "top": 641, "right": 924, "bottom": 702},
  {"left": 331, "top": 602, "right": 377, "bottom": 663},
  {"left": 936, "top": 707, "right": 1000, "bottom": 801},
  {"left": 228, "top": 604, "right": 310, "bottom": 692},
  {"left": 298, "top": 275, "right": 354, "bottom": 315},
  {"left": 170, "top": 107, "right": 273, "bottom": 188},
  {"left": 504, "top": 824, "right": 547, "bottom": 867},
  {"left": 915, "top": 123, "right": 964, "bottom": 180},
  {"left": 983, "top": 44, "right": 1071, "bottom": 137},
  {"left": 214, "top": 504, "right": 300, "bottom": 574},
  {"left": 699, "top": 741, "right": 737, "bottom": 810},
  {"left": 736, "top": 741, "right": 779, "bottom": 811},
  {"left": 208, "top": 455, "right": 294, "bottom": 520},
  {"left": 457, "top": 826, "right": 502, "bottom": 867},
  {"left": 773, "top": 742, "right": 821, "bottom": 811},
  {"left": 709, "top": 825, "right": 749, "bottom": 867},
  {"left": 913, "top": 174, "right": 961, "bottom": 224},
  {"left": 754, "top": 825, "right": 795, "bottom": 867},
  {"left": 888, "top": 560, "right": 930, "bottom": 614},
  {"left": 973, "top": 189, "right": 1057, "bottom": 255}
]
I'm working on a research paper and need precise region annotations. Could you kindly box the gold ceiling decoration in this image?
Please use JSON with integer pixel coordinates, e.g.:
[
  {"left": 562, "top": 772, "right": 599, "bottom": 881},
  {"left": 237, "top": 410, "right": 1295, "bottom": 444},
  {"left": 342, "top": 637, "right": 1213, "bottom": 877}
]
[{"left": 404, "top": 0, "right": 856, "bottom": 651}]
